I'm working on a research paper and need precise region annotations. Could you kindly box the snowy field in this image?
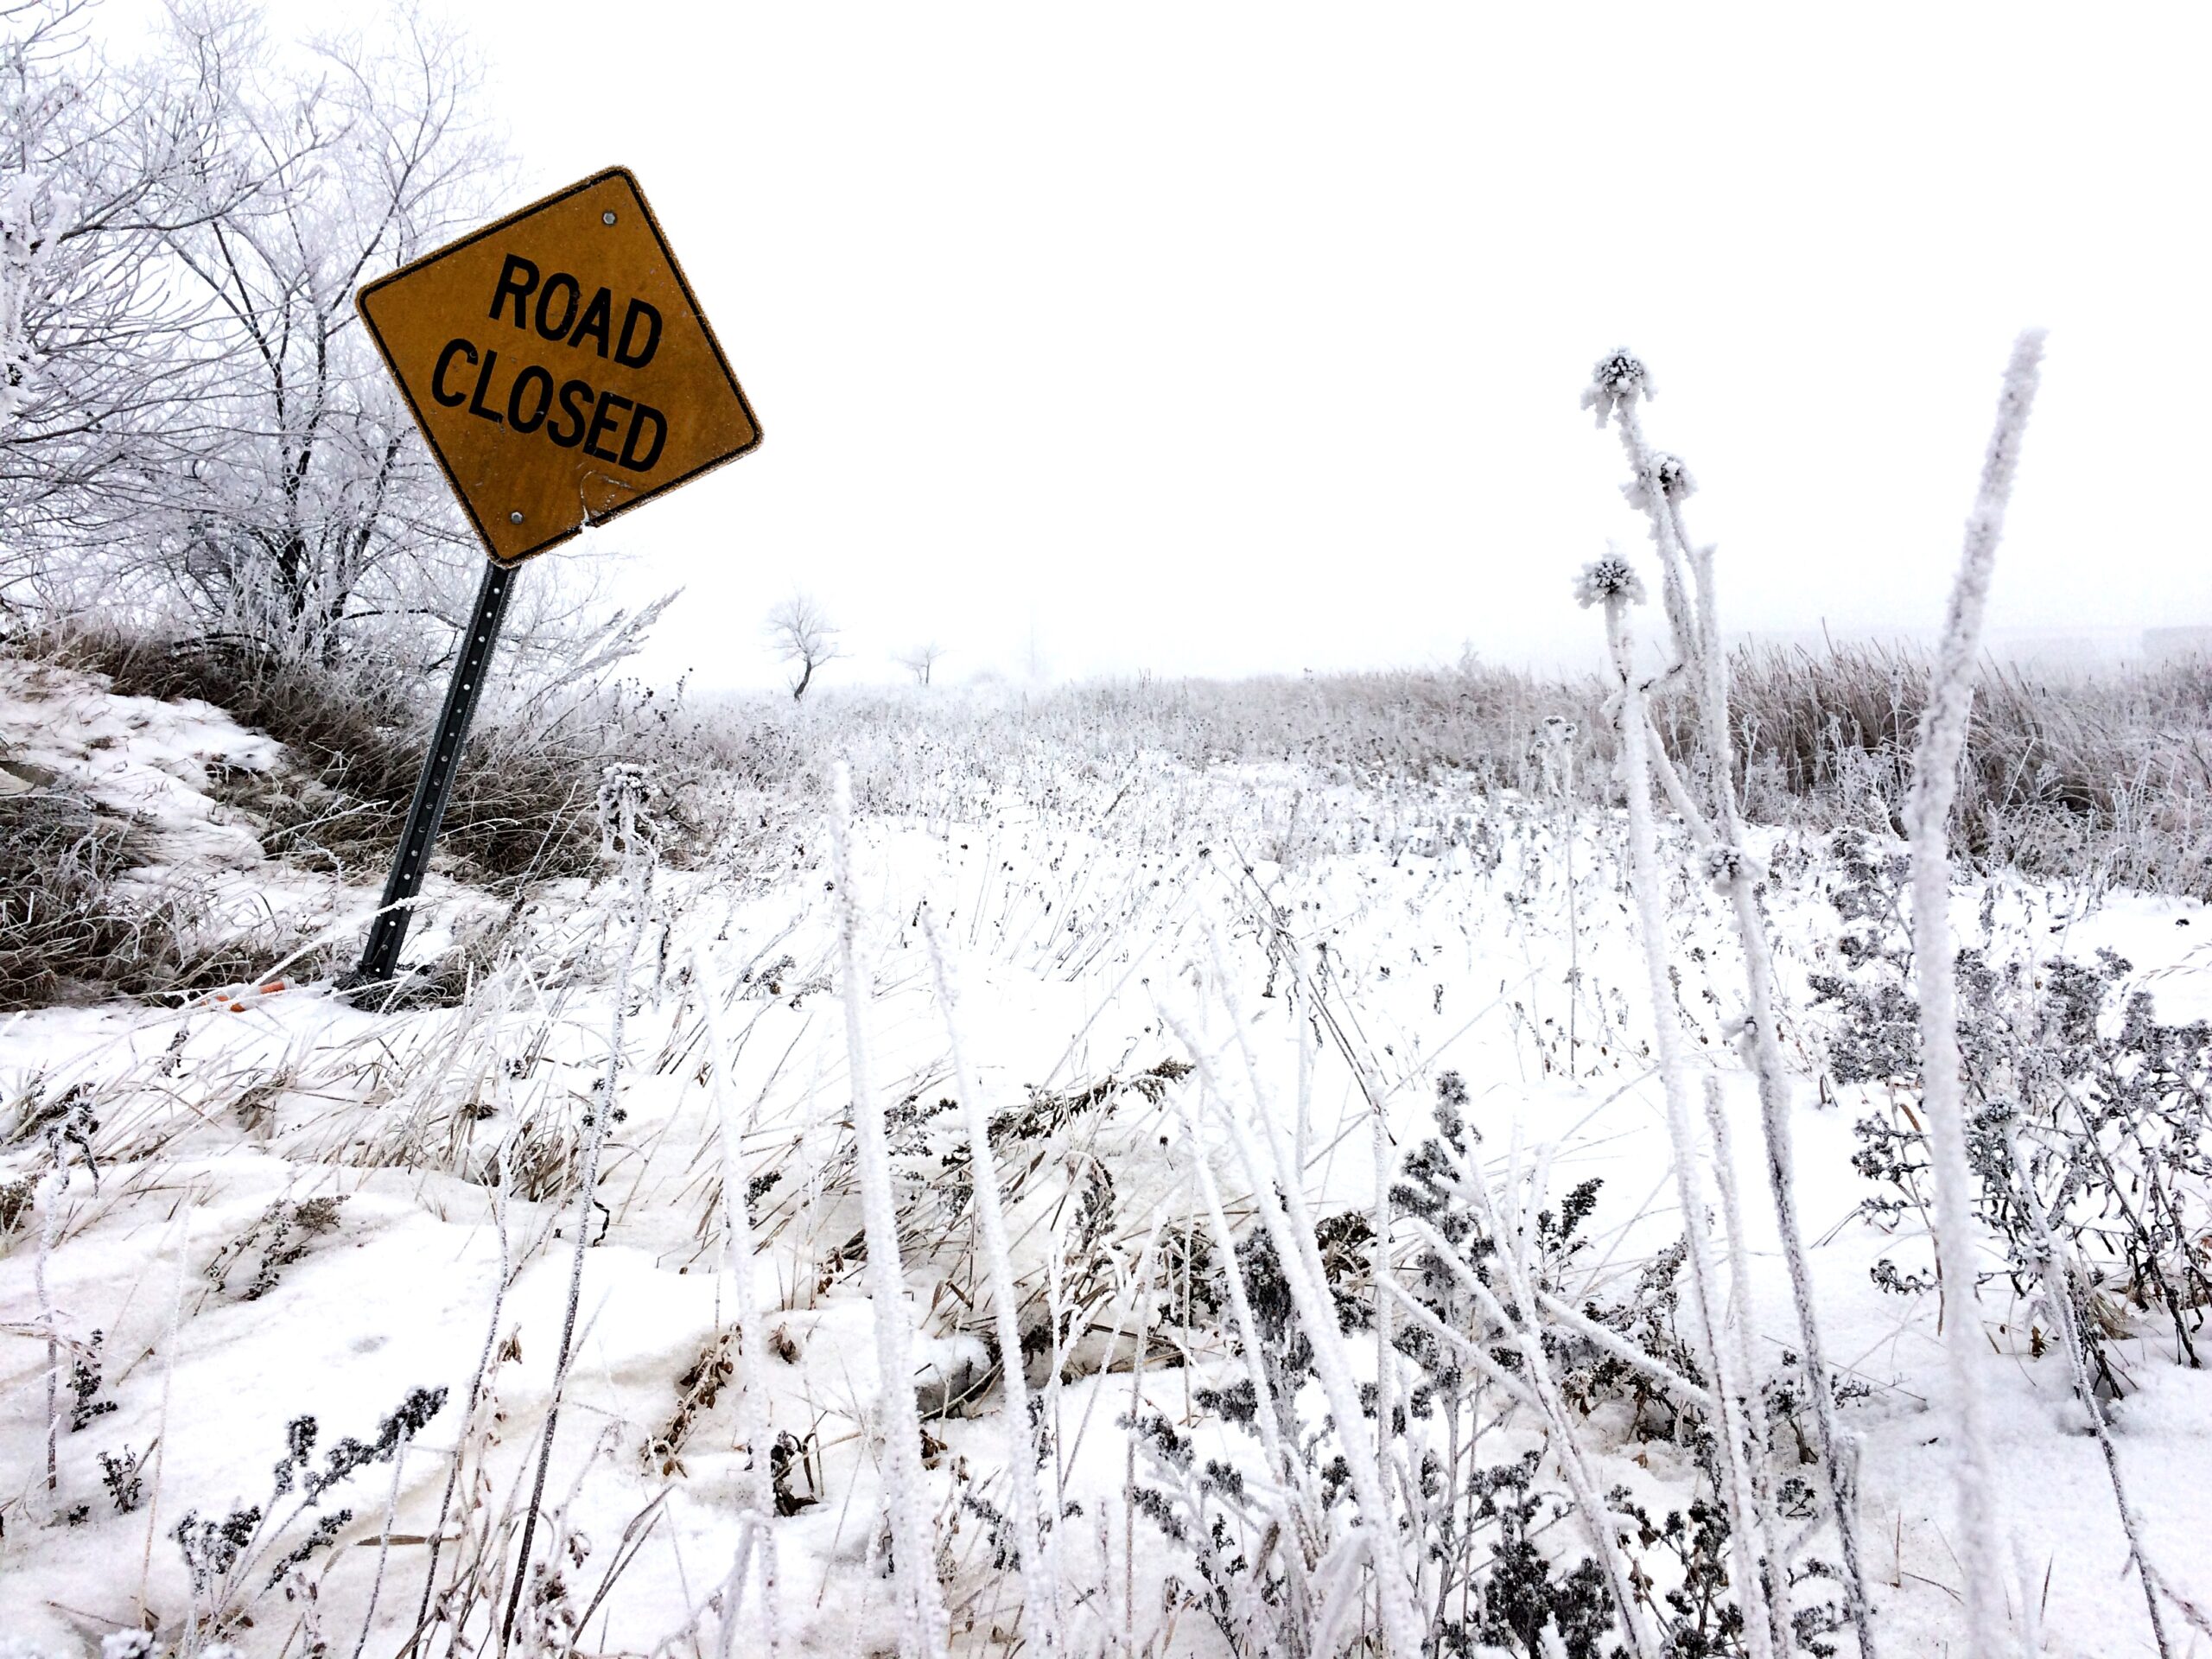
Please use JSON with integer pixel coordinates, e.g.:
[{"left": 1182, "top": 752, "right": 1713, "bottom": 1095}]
[
  {"left": 11, "top": 1, "right": 2212, "bottom": 1652},
  {"left": 1, "top": 649, "right": 2206, "bottom": 1659}
]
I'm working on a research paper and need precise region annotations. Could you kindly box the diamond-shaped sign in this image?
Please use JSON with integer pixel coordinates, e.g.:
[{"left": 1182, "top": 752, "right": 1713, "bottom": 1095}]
[{"left": 358, "top": 167, "right": 760, "bottom": 566}]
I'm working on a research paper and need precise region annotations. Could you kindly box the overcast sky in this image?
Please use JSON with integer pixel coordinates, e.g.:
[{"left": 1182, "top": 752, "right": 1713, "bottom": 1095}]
[{"left": 154, "top": 3, "right": 2212, "bottom": 685}]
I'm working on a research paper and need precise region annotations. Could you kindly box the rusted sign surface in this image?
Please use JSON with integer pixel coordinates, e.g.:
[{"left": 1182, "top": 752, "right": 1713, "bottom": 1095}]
[{"left": 358, "top": 167, "right": 760, "bottom": 566}]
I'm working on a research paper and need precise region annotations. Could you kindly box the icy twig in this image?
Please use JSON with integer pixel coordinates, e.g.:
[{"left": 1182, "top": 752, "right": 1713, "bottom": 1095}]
[
  {"left": 2004, "top": 1130, "right": 2191, "bottom": 1654},
  {"left": 1532, "top": 1290, "right": 1715, "bottom": 1414},
  {"left": 1904, "top": 329, "right": 2044, "bottom": 1659},
  {"left": 1592, "top": 579, "right": 1780, "bottom": 1659},
  {"left": 1164, "top": 992, "right": 1425, "bottom": 1659},
  {"left": 353, "top": 1418, "right": 424, "bottom": 1659},
  {"left": 696, "top": 946, "right": 784, "bottom": 1659},
  {"left": 139, "top": 1202, "right": 194, "bottom": 1628},
  {"left": 1374, "top": 1277, "right": 1540, "bottom": 1409},
  {"left": 36, "top": 1161, "right": 64, "bottom": 1496},
  {"left": 1371, "top": 1102, "right": 1400, "bottom": 1510},
  {"left": 411, "top": 1154, "right": 513, "bottom": 1654},
  {"left": 503, "top": 766, "right": 658, "bottom": 1647},
  {"left": 1703, "top": 1077, "right": 1790, "bottom": 1657},
  {"left": 829, "top": 765, "right": 950, "bottom": 1659},
  {"left": 917, "top": 909, "right": 1057, "bottom": 1651}
]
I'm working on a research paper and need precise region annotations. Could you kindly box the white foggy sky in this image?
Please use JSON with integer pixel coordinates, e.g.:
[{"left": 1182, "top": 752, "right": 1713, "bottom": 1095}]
[{"left": 131, "top": 3, "right": 2212, "bottom": 685}]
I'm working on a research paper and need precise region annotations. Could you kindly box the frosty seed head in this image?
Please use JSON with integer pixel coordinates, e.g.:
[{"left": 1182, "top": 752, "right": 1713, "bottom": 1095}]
[
  {"left": 595, "top": 762, "right": 659, "bottom": 859},
  {"left": 1623, "top": 452, "right": 1696, "bottom": 512},
  {"left": 1573, "top": 555, "right": 1646, "bottom": 609},
  {"left": 1580, "top": 348, "right": 1653, "bottom": 427},
  {"left": 1702, "top": 842, "right": 1767, "bottom": 891}
]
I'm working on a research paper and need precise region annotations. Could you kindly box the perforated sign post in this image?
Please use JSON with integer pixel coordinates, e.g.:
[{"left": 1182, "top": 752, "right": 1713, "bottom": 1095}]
[{"left": 349, "top": 167, "right": 760, "bottom": 986}]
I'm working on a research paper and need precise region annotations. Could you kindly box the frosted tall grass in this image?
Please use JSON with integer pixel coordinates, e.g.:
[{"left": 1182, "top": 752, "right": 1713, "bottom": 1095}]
[
  {"left": 1163, "top": 985, "right": 1423, "bottom": 1659},
  {"left": 1586, "top": 349, "right": 1877, "bottom": 1655},
  {"left": 918, "top": 909, "right": 1057, "bottom": 1652},
  {"left": 1903, "top": 329, "right": 2044, "bottom": 1659},
  {"left": 830, "top": 763, "right": 950, "bottom": 1659},
  {"left": 504, "top": 765, "right": 658, "bottom": 1646},
  {"left": 695, "top": 948, "right": 783, "bottom": 1659},
  {"left": 1588, "top": 566, "right": 1780, "bottom": 1659}
]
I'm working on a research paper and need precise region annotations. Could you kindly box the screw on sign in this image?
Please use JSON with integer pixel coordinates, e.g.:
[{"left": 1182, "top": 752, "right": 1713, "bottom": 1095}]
[{"left": 346, "top": 168, "right": 760, "bottom": 990}]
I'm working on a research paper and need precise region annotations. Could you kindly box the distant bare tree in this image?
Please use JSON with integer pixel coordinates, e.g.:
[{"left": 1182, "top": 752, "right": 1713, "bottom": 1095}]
[
  {"left": 895, "top": 641, "right": 946, "bottom": 686},
  {"left": 765, "top": 590, "right": 842, "bottom": 699}
]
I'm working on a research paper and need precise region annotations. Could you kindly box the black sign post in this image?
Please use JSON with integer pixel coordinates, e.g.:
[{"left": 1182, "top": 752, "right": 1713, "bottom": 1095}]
[{"left": 350, "top": 556, "right": 519, "bottom": 987}]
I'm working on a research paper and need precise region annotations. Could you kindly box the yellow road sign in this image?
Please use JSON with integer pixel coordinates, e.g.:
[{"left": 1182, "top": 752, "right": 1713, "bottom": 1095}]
[{"left": 359, "top": 167, "right": 760, "bottom": 566}]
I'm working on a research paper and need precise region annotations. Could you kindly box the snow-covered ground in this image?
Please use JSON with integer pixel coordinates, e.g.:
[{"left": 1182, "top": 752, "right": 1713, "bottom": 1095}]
[
  {"left": 0, "top": 658, "right": 501, "bottom": 973},
  {"left": 1, "top": 671, "right": 2207, "bottom": 1658}
]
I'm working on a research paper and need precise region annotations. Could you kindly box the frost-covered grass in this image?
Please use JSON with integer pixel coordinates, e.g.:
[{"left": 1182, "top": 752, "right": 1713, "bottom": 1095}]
[
  {"left": 24, "top": 627, "right": 741, "bottom": 893},
  {"left": 699, "top": 643, "right": 2212, "bottom": 899},
  {"left": 3, "top": 346, "right": 2210, "bottom": 1659},
  {"left": 0, "top": 678, "right": 2205, "bottom": 1657}
]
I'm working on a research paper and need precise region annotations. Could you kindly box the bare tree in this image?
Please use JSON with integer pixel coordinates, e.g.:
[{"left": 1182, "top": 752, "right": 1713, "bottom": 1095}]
[
  {"left": 144, "top": 1, "right": 505, "bottom": 664},
  {"left": 0, "top": 0, "right": 512, "bottom": 667},
  {"left": 764, "top": 590, "right": 841, "bottom": 699},
  {"left": 0, "top": 0, "right": 273, "bottom": 578},
  {"left": 894, "top": 640, "right": 945, "bottom": 686}
]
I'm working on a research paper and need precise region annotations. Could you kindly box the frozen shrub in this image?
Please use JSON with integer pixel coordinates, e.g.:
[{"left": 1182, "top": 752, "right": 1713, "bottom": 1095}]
[
  {"left": 201, "top": 1195, "right": 349, "bottom": 1301},
  {"left": 67, "top": 1328, "right": 115, "bottom": 1431},
  {"left": 1814, "top": 830, "right": 2211, "bottom": 1375},
  {"left": 1466, "top": 1453, "right": 1619, "bottom": 1659},
  {"left": 30, "top": 629, "right": 740, "bottom": 891},
  {"left": 98, "top": 1444, "right": 149, "bottom": 1515},
  {"left": 169, "top": 1387, "right": 447, "bottom": 1641}
]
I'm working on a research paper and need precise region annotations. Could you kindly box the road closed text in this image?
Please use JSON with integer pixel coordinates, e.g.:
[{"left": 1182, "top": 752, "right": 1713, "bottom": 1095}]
[{"left": 427, "top": 253, "right": 671, "bottom": 472}]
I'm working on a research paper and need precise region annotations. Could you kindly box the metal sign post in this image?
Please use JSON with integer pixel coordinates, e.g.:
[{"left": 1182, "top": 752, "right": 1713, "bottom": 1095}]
[
  {"left": 342, "top": 164, "right": 760, "bottom": 987},
  {"left": 351, "top": 557, "right": 518, "bottom": 985}
]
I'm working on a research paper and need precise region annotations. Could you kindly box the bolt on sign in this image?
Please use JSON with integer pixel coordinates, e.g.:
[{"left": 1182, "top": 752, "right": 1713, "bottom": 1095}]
[{"left": 359, "top": 166, "right": 760, "bottom": 566}]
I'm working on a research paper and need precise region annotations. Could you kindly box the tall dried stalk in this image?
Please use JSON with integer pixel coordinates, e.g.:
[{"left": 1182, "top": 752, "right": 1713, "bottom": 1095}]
[
  {"left": 829, "top": 764, "right": 950, "bottom": 1659},
  {"left": 695, "top": 946, "right": 783, "bottom": 1659},
  {"left": 1586, "top": 563, "right": 1779, "bottom": 1659},
  {"left": 918, "top": 909, "right": 1057, "bottom": 1651},
  {"left": 1590, "top": 350, "right": 1875, "bottom": 1655},
  {"left": 503, "top": 766, "right": 658, "bottom": 1648},
  {"left": 1902, "top": 330, "right": 2044, "bottom": 1659}
]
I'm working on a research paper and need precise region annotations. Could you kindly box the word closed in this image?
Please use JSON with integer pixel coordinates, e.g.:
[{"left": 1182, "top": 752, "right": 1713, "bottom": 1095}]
[{"left": 358, "top": 167, "right": 760, "bottom": 566}]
